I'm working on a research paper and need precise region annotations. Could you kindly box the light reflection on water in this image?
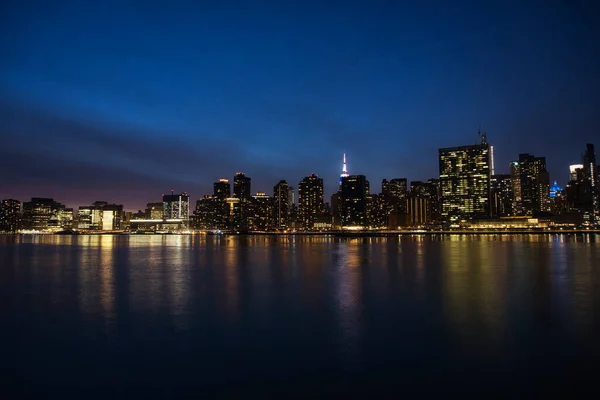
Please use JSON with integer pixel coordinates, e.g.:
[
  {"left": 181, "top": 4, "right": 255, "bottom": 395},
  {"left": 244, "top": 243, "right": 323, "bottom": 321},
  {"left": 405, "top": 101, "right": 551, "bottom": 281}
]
[{"left": 1, "top": 234, "right": 599, "bottom": 395}]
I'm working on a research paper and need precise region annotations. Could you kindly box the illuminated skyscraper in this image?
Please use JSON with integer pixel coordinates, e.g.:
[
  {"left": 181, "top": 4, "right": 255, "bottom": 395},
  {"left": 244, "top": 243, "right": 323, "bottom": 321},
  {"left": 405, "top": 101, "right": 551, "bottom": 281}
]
[
  {"left": 582, "top": 144, "right": 599, "bottom": 220},
  {"left": 193, "top": 195, "right": 227, "bottom": 230},
  {"left": 339, "top": 153, "right": 349, "bottom": 186},
  {"left": 491, "top": 174, "right": 513, "bottom": 217},
  {"left": 550, "top": 181, "right": 562, "bottom": 198},
  {"left": 439, "top": 136, "right": 491, "bottom": 222},
  {"left": 250, "top": 192, "right": 274, "bottom": 231},
  {"left": 569, "top": 164, "right": 584, "bottom": 182},
  {"left": 513, "top": 154, "right": 550, "bottom": 215},
  {"left": 0, "top": 199, "right": 21, "bottom": 233},
  {"left": 340, "top": 175, "right": 369, "bottom": 227},
  {"left": 382, "top": 178, "right": 408, "bottom": 199},
  {"left": 214, "top": 179, "right": 231, "bottom": 200},
  {"left": 163, "top": 191, "right": 190, "bottom": 222},
  {"left": 233, "top": 172, "right": 251, "bottom": 200},
  {"left": 298, "top": 174, "right": 324, "bottom": 231},
  {"left": 273, "top": 180, "right": 293, "bottom": 229},
  {"left": 583, "top": 144, "right": 597, "bottom": 187}
]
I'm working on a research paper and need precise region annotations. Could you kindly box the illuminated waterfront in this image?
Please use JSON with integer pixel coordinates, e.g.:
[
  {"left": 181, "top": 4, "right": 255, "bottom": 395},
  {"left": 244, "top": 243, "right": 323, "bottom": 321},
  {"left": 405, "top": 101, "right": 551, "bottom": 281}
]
[{"left": 2, "top": 234, "right": 599, "bottom": 396}]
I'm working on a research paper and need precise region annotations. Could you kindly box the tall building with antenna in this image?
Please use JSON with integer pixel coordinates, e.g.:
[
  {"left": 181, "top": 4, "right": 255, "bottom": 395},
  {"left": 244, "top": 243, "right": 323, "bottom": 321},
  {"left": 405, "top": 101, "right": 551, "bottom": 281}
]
[{"left": 340, "top": 153, "right": 349, "bottom": 185}]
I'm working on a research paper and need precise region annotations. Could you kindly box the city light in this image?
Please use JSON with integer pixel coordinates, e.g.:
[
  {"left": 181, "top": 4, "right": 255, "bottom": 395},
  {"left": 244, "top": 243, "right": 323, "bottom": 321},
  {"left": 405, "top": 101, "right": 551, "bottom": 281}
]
[{"left": 1, "top": 142, "right": 598, "bottom": 234}]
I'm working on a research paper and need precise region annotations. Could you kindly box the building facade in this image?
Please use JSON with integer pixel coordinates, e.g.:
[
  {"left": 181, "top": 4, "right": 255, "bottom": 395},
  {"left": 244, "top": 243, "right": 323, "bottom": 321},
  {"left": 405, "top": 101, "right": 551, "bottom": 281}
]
[
  {"left": 77, "top": 201, "right": 124, "bottom": 231},
  {"left": 214, "top": 179, "right": 231, "bottom": 200},
  {"left": 233, "top": 173, "right": 251, "bottom": 201},
  {"left": 250, "top": 192, "right": 274, "bottom": 231},
  {"left": 273, "top": 180, "right": 293, "bottom": 230},
  {"left": 491, "top": 174, "right": 514, "bottom": 217},
  {"left": 21, "top": 198, "right": 69, "bottom": 231},
  {"left": 439, "top": 139, "right": 491, "bottom": 222},
  {"left": 340, "top": 174, "right": 369, "bottom": 227},
  {"left": 163, "top": 192, "right": 190, "bottom": 222},
  {"left": 193, "top": 195, "right": 226, "bottom": 230},
  {"left": 513, "top": 153, "right": 550, "bottom": 215},
  {"left": 0, "top": 199, "right": 21, "bottom": 233},
  {"left": 298, "top": 174, "right": 325, "bottom": 231},
  {"left": 146, "top": 202, "right": 164, "bottom": 220}
]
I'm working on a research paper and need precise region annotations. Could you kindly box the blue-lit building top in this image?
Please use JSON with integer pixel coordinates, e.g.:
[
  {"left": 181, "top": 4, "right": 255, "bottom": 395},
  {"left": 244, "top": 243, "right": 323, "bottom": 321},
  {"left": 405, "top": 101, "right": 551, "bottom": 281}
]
[{"left": 549, "top": 181, "right": 562, "bottom": 198}]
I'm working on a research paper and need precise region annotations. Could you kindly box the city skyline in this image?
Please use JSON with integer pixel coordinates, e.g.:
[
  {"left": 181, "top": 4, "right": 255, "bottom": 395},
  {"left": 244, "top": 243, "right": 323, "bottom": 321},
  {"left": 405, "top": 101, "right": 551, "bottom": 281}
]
[
  {"left": 2, "top": 1, "right": 599, "bottom": 208},
  {"left": 0, "top": 142, "right": 596, "bottom": 212},
  {"left": 2, "top": 139, "right": 597, "bottom": 233}
]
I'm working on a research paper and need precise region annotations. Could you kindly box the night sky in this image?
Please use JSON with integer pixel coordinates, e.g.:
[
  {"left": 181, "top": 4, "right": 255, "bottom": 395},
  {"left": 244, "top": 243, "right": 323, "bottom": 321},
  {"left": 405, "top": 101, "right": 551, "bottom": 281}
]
[{"left": 1, "top": 0, "right": 599, "bottom": 210}]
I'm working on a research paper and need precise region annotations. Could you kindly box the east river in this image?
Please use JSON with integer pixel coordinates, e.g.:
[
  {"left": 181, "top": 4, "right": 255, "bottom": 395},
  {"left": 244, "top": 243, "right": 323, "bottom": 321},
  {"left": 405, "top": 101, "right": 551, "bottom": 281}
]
[{"left": 1, "top": 234, "right": 599, "bottom": 397}]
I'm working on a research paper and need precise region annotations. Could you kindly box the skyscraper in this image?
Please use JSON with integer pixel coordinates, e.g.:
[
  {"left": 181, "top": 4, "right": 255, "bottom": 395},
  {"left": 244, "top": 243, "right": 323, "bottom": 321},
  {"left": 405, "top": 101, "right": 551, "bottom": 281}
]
[
  {"left": 513, "top": 154, "right": 550, "bottom": 215},
  {"left": 583, "top": 144, "right": 597, "bottom": 187},
  {"left": 491, "top": 174, "right": 513, "bottom": 217},
  {"left": 298, "top": 174, "right": 324, "bottom": 231},
  {"left": 0, "top": 199, "right": 21, "bottom": 233},
  {"left": 250, "top": 192, "right": 274, "bottom": 231},
  {"left": 233, "top": 172, "right": 251, "bottom": 200},
  {"left": 569, "top": 164, "right": 584, "bottom": 182},
  {"left": 214, "top": 179, "right": 231, "bottom": 200},
  {"left": 439, "top": 136, "right": 491, "bottom": 222},
  {"left": 382, "top": 178, "right": 408, "bottom": 199},
  {"left": 340, "top": 175, "right": 369, "bottom": 227},
  {"left": 409, "top": 179, "right": 442, "bottom": 224},
  {"left": 273, "top": 180, "right": 293, "bottom": 230},
  {"left": 583, "top": 144, "right": 598, "bottom": 215},
  {"left": 339, "top": 153, "right": 349, "bottom": 186},
  {"left": 163, "top": 191, "right": 190, "bottom": 222},
  {"left": 193, "top": 195, "right": 226, "bottom": 230}
]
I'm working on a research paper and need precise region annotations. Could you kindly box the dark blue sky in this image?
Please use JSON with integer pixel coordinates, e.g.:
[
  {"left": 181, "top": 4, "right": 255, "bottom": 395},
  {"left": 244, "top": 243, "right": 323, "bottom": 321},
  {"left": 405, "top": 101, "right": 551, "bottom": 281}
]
[{"left": 1, "top": 0, "right": 599, "bottom": 210}]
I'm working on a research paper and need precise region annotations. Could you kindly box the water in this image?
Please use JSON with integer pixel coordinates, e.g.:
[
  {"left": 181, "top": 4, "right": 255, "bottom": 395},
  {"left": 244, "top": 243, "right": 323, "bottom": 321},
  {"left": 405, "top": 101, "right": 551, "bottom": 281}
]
[{"left": 1, "top": 234, "right": 599, "bottom": 397}]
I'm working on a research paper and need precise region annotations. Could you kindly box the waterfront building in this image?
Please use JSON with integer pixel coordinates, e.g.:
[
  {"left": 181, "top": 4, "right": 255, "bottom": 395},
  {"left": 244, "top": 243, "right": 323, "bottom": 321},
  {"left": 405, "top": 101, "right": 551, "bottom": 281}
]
[
  {"left": 513, "top": 153, "right": 550, "bottom": 215},
  {"left": 491, "top": 174, "right": 514, "bottom": 217},
  {"left": 233, "top": 173, "right": 251, "bottom": 201},
  {"left": 340, "top": 174, "right": 369, "bottom": 227},
  {"left": 214, "top": 179, "right": 231, "bottom": 200},
  {"left": 382, "top": 178, "right": 408, "bottom": 199},
  {"left": 193, "top": 195, "right": 225, "bottom": 230},
  {"left": 0, "top": 199, "right": 21, "bottom": 233},
  {"left": 21, "top": 198, "right": 68, "bottom": 231},
  {"left": 439, "top": 134, "right": 491, "bottom": 222},
  {"left": 163, "top": 191, "right": 190, "bottom": 222},
  {"left": 250, "top": 192, "right": 274, "bottom": 231},
  {"left": 273, "top": 180, "right": 293, "bottom": 230},
  {"left": 298, "top": 174, "right": 325, "bottom": 231},
  {"left": 409, "top": 179, "right": 442, "bottom": 223},
  {"left": 145, "top": 202, "right": 164, "bottom": 220},
  {"left": 77, "top": 201, "right": 124, "bottom": 231},
  {"left": 406, "top": 193, "right": 429, "bottom": 226},
  {"left": 366, "top": 194, "right": 388, "bottom": 228}
]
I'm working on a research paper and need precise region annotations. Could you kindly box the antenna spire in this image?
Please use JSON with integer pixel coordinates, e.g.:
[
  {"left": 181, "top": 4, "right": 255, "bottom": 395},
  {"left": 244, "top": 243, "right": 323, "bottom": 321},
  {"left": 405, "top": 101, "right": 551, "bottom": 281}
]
[
  {"left": 341, "top": 153, "right": 349, "bottom": 177},
  {"left": 340, "top": 153, "right": 349, "bottom": 186}
]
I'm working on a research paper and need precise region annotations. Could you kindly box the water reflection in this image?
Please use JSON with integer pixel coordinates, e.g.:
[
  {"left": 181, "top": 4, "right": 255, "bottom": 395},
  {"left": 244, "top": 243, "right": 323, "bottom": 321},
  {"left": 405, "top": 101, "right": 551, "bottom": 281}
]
[
  {"left": 1, "top": 233, "right": 599, "bottom": 393},
  {"left": 332, "top": 240, "right": 364, "bottom": 368}
]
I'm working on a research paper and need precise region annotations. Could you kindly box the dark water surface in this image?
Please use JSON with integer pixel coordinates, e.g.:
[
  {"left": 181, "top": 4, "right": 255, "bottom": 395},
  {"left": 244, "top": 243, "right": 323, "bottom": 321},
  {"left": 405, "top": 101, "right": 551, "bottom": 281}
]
[{"left": 1, "top": 234, "right": 600, "bottom": 397}]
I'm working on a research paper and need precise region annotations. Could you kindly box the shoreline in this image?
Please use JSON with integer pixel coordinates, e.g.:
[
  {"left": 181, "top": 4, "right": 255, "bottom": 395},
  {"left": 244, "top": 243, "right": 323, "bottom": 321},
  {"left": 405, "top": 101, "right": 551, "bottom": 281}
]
[{"left": 3, "top": 230, "right": 599, "bottom": 236}]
